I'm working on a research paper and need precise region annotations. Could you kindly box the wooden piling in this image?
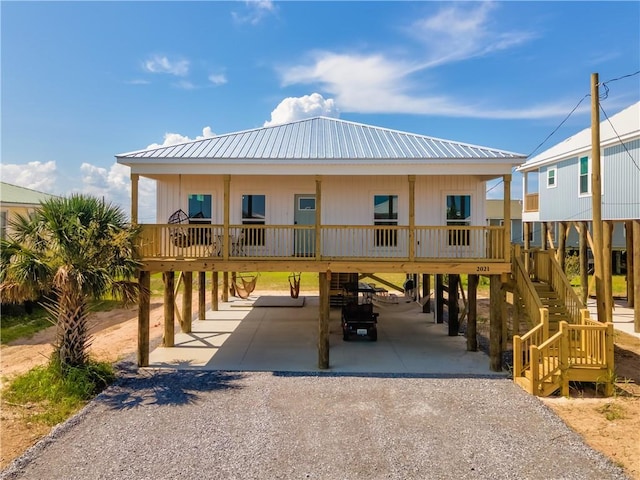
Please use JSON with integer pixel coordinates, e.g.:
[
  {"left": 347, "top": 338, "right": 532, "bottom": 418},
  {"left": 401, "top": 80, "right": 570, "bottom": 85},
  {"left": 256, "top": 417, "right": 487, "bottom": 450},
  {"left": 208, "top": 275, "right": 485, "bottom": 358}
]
[
  {"left": 198, "top": 272, "right": 206, "bottom": 320},
  {"left": 634, "top": 220, "right": 640, "bottom": 333},
  {"left": 578, "top": 221, "right": 589, "bottom": 304},
  {"left": 448, "top": 274, "right": 459, "bottom": 336},
  {"left": 318, "top": 271, "right": 330, "bottom": 369},
  {"left": 182, "top": 271, "right": 193, "bottom": 333},
  {"left": 626, "top": 221, "right": 634, "bottom": 307},
  {"left": 137, "top": 270, "right": 150, "bottom": 367},
  {"left": 163, "top": 271, "right": 175, "bottom": 347},
  {"left": 489, "top": 275, "right": 504, "bottom": 372},
  {"left": 467, "top": 274, "right": 478, "bottom": 351},
  {"left": 435, "top": 274, "right": 444, "bottom": 323},
  {"left": 222, "top": 272, "right": 229, "bottom": 302},
  {"left": 212, "top": 271, "right": 219, "bottom": 311},
  {"left": 422, "top": 273, "right": 431, "bottom": 313},
  {"left": 603, "top": 220, "right": 613, "bottom": 323}
]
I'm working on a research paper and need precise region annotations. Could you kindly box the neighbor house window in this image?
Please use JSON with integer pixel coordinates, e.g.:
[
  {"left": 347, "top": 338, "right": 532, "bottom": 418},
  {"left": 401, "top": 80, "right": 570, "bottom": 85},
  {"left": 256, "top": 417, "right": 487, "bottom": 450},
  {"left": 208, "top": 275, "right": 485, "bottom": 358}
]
[
  {"left": 446, "top": 195, "right": 471, "bottom": 246},
  {"left": 374, "top": 195, "right": 398, "bottom": 247},
  {"left": 547, "top": 167, "right": 557, "bottom": 188},
  {"left": 188, "top": 194, "right": 212, "bottom": 221},
  {"left": 242, "top": 194, "right": 265, "bottom": 246},
  {"left": 579, "top": 156, "right": 590, "bottom": 195}
]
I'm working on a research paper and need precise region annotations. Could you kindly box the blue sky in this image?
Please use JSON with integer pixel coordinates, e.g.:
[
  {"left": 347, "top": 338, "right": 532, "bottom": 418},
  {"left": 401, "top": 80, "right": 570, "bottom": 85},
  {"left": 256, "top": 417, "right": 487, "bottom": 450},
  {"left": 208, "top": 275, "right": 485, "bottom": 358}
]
[{"left": 2, "top": 1, "right": 639, "bottom": 221}]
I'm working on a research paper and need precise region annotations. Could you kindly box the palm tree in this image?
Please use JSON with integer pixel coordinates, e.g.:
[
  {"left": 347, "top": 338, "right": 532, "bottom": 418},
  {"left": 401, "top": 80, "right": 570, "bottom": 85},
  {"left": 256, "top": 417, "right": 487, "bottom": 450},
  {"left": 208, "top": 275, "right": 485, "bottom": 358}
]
[{"left": 0, "top": 194, "right": 141, "bottom": 371}]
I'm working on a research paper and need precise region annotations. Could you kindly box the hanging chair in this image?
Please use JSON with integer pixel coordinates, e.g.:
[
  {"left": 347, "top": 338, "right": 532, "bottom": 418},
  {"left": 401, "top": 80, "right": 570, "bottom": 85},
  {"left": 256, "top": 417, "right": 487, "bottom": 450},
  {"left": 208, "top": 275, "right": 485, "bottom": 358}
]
[
  {"left": 231, "top": 273, "right": 259, "bottom": 299},
  {"left": 289, "top": 273, "right": 301, "bottom": 299},
  {"left": 168, "top": 209, "right": 191, "bottom": 247}
]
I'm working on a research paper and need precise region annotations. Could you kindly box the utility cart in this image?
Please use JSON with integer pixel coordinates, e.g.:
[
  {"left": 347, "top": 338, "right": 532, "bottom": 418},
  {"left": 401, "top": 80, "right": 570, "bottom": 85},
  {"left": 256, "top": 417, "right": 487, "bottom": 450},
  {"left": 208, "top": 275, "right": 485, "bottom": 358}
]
[{"left": 341, "top": 282, "right": 379, "bottom": 341}]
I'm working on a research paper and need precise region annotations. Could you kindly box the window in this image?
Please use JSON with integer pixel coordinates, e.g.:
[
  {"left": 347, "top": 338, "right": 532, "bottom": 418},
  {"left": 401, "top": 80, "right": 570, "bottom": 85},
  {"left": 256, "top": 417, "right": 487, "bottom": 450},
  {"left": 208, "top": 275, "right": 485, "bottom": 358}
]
[
  {"left": 446, "top": 195, "right": 471, "bottom": 246},
  {"left": 298, "top": 197, "right": 315, "bottom": 210},
  {"left": 547, "top": 167, "right": 557, "bottom": 188},
  {"left": 374, "top": 195, "right": 398, "bottom": 247},
  {"left": 188, "top": 194, "right": 212, "bottom": 221},
  {"left": 579, "top": 156, "right": 590, "bottom": 195},
  {"left": 0, "top": 211, "right": 7, "bottom": 240},
  {"left": 242, "top": 194, "right": 265, "bottom": 246}
]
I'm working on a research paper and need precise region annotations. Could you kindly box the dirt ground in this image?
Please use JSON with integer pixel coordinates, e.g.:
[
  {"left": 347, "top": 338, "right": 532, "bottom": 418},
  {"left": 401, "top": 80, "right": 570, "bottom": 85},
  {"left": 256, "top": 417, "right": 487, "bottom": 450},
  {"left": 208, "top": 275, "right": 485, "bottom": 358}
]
[{"left": 1, "top": 295, "right": 639, "bottom": 478}]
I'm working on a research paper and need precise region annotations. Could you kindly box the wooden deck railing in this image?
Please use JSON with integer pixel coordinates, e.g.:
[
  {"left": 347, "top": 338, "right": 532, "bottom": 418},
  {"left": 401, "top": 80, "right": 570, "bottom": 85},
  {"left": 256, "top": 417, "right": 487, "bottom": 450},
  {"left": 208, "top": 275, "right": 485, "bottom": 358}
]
[
  {"left": 136, "top": 224, "right": 507, "bottom": 261},
  {"left": 524, "top": 193, "right": 539, "bottom": 212}
]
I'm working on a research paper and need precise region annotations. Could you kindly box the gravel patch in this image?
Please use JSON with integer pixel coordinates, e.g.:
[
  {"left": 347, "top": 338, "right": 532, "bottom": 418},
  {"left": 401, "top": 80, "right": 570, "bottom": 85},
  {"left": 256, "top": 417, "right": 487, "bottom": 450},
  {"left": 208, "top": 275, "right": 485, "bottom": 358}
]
[{"left": 1, "top": 363, "right": 628, "bottom": 480}]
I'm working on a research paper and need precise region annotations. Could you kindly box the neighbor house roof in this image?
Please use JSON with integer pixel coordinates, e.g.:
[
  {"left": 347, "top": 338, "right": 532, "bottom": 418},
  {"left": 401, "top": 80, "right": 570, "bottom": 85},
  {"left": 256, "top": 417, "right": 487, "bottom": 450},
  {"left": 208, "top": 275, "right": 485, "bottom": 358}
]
[
  {"left": 518, "top": 101, "right": 640, "bottom": 172},
  {"left": 0, "top": 182, "right": 57, "bottom": 207}
]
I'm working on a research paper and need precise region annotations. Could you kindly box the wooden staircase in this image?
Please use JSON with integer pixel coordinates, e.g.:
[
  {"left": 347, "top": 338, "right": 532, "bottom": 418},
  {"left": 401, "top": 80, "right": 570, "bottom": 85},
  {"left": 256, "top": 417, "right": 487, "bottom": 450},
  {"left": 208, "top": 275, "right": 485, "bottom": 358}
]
[{"left": 512, "top": 248, "right": 615, "bottom": 397}]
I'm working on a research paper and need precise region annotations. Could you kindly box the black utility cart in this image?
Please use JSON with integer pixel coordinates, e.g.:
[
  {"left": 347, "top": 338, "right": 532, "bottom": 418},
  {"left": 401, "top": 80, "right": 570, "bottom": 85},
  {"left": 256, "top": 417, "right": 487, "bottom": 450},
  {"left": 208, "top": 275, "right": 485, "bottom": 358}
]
[{"left": 341, "top": 282, "right": 379, "bottom": 341}]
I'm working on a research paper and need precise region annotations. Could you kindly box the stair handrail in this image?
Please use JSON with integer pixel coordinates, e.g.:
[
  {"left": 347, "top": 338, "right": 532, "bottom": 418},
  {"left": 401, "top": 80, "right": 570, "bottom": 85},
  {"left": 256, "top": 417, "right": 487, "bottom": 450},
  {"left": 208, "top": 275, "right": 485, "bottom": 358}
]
[
  {"left": 530, "top": 330, "right": 563, "bottom": 396},
  {"left": 513, "top": 251, "right": 547, "bottom": 327},
  {"left": 513, "top": 312, "right": 549, "bottom": 378},
  {"left": 545, "top": 249, "right": 589, "bottom": 325}
]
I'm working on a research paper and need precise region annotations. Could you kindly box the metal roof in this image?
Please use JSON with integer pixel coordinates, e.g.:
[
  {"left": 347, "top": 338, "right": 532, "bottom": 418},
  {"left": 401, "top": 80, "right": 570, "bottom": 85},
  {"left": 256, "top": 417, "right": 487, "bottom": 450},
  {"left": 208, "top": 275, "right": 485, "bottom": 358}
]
[
  {"left": 519, "top": 101, "right": 640, "bottom": 171},
  {"left": 118, "top": 116, "right": 524, "bottom": 161},
  {"left": 0, "top": 182, "right": 57, "bottom": 206}
]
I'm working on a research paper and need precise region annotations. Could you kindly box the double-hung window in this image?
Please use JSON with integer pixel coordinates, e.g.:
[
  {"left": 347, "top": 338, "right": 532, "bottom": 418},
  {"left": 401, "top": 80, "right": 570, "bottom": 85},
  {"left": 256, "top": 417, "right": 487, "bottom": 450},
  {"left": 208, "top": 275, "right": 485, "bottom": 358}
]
[
  {"left": 242, "top": 194, "right": 265, "bottom": 246},
  {"left": 374, "top": 195, "right": 398, "bottom": 247},
  {"left": 547, "top": 167, "right": 557, "bottom": 188},
  {"left": 446, "top": 195, "right": 471, "bottom": 246},
  {"left": 579, "top": 156, "right": 590, "bottom": 195}
]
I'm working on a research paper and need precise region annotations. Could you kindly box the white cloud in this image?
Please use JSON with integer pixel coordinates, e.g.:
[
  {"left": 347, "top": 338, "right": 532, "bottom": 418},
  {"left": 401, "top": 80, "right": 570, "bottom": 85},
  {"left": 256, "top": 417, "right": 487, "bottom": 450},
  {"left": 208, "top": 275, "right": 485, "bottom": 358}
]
[
  {"left": 264, "top": 93, "right": 339, "bottom": 126},
  {"left": 275, "top": 4, "right": 573, "bottom": 120},
  {"left": 143, "top": 55, "right": 190, "bottom": 76},
  {"left": 208, "top": 73, "right": 227, "bottom": 86},
  {"left": 232, "top": 0, "right": 276, "bottom": 25},
  {"left": 0, "top": 161, "right": 58, "bottom": 193},
  {"left": 146, "top": 126, "right": 216, "bottom": 149}
]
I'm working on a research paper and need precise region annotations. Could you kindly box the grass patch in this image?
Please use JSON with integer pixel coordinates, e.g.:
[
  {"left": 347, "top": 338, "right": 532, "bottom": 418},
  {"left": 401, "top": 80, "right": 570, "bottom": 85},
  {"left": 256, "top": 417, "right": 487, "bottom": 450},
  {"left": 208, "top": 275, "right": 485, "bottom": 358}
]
[
  {"left": 596, "top": 402, "right": 626, "bottom": 421},
  {"left": 3, "top": 360, "right": 115, "bottom": 426},
  {"left": 0, "top": 304, "right": 52, "bottom": 344}
]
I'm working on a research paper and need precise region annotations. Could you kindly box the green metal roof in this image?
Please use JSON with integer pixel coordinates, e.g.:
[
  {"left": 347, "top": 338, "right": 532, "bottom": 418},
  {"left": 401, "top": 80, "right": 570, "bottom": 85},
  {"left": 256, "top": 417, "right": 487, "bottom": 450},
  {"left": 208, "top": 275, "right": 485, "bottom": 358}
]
[{"left": 0, "top": 182, "right": 57, "bottom": 206}]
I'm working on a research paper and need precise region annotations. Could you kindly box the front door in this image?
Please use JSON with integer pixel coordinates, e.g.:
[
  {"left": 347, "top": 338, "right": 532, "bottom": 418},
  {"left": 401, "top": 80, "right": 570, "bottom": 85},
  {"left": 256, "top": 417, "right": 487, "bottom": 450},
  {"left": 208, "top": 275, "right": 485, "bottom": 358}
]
[{"left": 294, "top": 194, "right": 316, "bottom": 256}]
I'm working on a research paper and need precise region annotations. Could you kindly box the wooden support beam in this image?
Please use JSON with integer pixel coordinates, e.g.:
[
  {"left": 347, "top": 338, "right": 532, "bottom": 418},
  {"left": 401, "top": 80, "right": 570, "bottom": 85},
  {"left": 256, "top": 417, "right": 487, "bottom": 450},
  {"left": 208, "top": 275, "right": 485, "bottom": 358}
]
[
  {"left": 558, "top": 222, "right": 567, "bottom": 271},
  {"left": 408, "top": 175, "right": 415, "bottom": 262},
  {"left": 541, "top": 222, "right": 548, "bottom": 251},
  {"left": 223, "top": 175, "right": 230, "bottom": 260},
  {"left": 315, "top": 176, "right": 322, "bottom": 261},
  {"left": 523, "top": 222, "right": 531, "bottom": 272},
  {"left": 163, "top": 271, "right": 175, "bottom": 347},
  {"left": 448, "top": 274, "right": 459, "bottom": 336},
  {"left": 222, "top": 271, "right": 229, "bottom": 302},
  {"left": 501, "top": 282, "right": 508, "bottom": 352},
  {"left": 603, "top": 220, "right": 613, "bottom": 323},
  {"left": 546, "top": 223, "right": 555, "bottom": 250},
  {"left": 137, "top": 270, "right": 150, "bottom": 367},
  {"left": 198, "top": 272, "right": 206, "bottom": 320},
  {"left": 435, "top": 274, "right": 444, "bottom": 324},
  {"left": 212, "top": 270, "right": 219, "bottom": 312},
  {"left": 489, "top": 275, "right": 504, "bottom": 372},
  {"left": 626, "top": 221, "right": 634, "bottom": 308},
  {"left": 634, "top": 220, "right": 640, "bottom": 333},
  {"left": 578, "top": 221, "right": 589, "bottom": 304},
  {"left": 422, "top": 273, "right": 431, "bottom": 313},
  {"left": 467, "top": 274, "right": 478, "bottom": 351},
  {"left": 503, "top": 174, "right": 511, "bottom": 263},
  {"left": 182, "top": 271, "right": 193, "bottom": 333},
  {"left": 318, "top": 271, "right": 330, "bottom": 369}
]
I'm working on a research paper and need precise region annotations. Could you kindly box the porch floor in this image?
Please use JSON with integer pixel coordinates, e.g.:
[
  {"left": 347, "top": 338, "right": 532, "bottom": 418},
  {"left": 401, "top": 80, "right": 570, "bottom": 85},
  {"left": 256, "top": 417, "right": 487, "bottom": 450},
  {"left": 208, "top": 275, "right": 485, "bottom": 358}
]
[{"left": 147, "top": 295, "right": 502, "bottom": 376}]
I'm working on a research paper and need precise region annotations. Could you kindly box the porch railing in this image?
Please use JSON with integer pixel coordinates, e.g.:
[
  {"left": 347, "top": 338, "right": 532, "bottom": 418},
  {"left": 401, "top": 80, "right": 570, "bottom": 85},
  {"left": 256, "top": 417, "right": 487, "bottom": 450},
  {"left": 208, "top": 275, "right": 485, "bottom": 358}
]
[{"left": 136, "top": 224, "right": 507, "bottom": 261}]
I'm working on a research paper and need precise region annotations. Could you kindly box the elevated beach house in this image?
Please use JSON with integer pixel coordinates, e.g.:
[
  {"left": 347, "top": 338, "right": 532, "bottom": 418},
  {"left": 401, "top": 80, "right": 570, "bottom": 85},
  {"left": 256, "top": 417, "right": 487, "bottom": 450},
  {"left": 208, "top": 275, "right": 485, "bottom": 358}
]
[
  {"left": 117, "top": 117, "right": 525, "bottom": 370},
  {"left": 0, "top": 182, "right": 57, "bottom": 240}
]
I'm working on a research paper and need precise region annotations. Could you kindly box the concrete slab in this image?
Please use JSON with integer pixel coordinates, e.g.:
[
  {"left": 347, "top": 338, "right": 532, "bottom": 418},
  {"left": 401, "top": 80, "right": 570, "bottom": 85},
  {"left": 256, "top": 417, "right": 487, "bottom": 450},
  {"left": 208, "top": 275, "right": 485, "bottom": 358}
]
[
  {"left": 148, "top": 295, "right": 501, "bottom": 376},
  {"left": 587, "top": 298, "right": 640, "bottom": 340}
]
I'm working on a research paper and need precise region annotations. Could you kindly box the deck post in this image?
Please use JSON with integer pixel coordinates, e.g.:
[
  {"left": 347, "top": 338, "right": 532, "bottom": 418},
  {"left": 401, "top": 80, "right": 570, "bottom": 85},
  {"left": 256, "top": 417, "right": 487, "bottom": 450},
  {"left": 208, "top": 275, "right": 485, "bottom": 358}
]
[
  {"left": 163, "top": 271, "right": 175, "bottom": 347},
  {"left": 633, "top": 220, "right": 640, "bottom": 332},
  {"left": 408, "top": 175, "right": 415, "bottom": 262},
  {"left": 222, "top": 272, "right": 229, "bottom": 302},
  {"left": 503, "top": 174, "right": 511, "bottom": 263},
  {"left": 603, "top": 220, "right": 613, "bottom": 323},
  {"left": 625, "top": 221, "right": 634, "bottom": 307},
  {"left": 467, "top": 274, "right": 478, "bottom": 351},
  {"left": 448, "top": 274, "right": 459, "bottom": 336},
  {"left": 315, "top": 176, "right": 322, "bottom": 261},
  {"left": 198, "top": 272, "right": 206, "bottom": 320},
  {"left": 578, "top": 222, "right": 589, "bottom": 304},
  {"left": 212, "top": 271, "right": 219, "bottom": 311},
  {"left": 137, "top": 270, "right": 150, "bottom": 367},
  {"left": 318, "top": 271, "right": 330, "bottom": 369},
  {"left": 435, "top": 274, "right": 444, "bottom": 323},
  {"left": 523, "top": 222, "right": 531, "bottom": 272},
  {"left": 559, "top": 321, "right": 570, "bottom": 397},
  {"left": 422, "top": 273, "right": 431, "bottom": 313},
  {"left": 130, "top": 173, "right": 139, "bottom": 224},
  {"left": 182, "top": 271, "right": 193, "bottom": 333},
  {"left": 223, "top": 174, "right": 230, "bottom": 260},
  {"left": 489, "top": 275, "right": 504, "bottom": 372}
]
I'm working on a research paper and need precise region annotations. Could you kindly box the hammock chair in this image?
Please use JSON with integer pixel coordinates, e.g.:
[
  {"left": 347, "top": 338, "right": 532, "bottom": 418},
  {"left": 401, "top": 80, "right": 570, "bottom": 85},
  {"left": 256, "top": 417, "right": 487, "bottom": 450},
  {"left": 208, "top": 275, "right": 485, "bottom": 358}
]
[
  {"left": 168, "top": 209, "right": 191, "bottom": 247},
  {"left": 231, "top": 273, "right": 259, "bottom": 299},
  {"left": 289, "top": 273, "right": 301, "bottom": 299}
]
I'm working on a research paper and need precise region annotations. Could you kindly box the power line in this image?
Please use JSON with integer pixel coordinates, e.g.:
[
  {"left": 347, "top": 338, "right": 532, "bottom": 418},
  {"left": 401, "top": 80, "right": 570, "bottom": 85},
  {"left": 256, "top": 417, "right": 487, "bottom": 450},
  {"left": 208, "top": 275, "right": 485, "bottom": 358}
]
[{"left": 599, "top": 103, "right": 640, "bottom": 172}]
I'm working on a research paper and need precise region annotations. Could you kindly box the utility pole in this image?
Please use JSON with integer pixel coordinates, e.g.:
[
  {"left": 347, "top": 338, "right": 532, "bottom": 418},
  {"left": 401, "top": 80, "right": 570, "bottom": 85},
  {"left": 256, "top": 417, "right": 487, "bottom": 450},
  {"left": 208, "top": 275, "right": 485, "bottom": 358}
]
[{"left": 591, "top": 73, "right": 606, "bottom": 322}]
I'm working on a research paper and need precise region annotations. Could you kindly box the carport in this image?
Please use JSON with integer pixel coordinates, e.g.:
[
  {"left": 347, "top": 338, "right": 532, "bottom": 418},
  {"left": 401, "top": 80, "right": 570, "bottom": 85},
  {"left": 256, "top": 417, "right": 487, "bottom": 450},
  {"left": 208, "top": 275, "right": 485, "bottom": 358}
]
[{"left": 147, "top": 295, "right": 500, "bottom": 376}]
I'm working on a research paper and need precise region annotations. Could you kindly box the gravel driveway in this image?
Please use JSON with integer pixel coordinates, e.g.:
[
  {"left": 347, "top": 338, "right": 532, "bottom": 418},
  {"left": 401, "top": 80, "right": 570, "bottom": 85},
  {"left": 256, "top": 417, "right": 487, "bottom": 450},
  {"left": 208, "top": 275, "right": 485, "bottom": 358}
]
[{"left": 1, "top": 363, "right": 628, "bottom": 480}]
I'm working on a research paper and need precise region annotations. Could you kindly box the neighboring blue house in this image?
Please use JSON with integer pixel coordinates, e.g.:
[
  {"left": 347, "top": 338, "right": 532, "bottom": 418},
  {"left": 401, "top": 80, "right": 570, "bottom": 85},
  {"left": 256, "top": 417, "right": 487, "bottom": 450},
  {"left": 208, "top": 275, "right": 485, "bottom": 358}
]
[{"left": 517, "top": 101, "right": 639, "bottom": 277}]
